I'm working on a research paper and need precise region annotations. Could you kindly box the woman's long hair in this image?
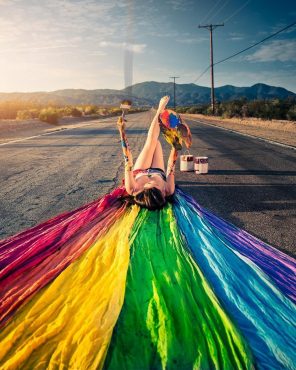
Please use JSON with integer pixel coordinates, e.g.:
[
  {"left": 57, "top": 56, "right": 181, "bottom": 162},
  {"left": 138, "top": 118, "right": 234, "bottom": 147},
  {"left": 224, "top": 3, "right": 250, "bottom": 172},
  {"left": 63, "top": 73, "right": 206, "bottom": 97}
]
[
  {"left": 123, "top": 187, "right": 174, "bottom": 211},
  {"left": 134, "top": 188, "right": 165, "bottom": 210}
]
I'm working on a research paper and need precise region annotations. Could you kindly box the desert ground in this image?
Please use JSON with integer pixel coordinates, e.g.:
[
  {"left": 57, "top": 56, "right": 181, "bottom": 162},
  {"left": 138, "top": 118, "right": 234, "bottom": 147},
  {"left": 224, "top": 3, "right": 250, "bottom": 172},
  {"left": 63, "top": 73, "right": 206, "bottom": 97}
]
[{"left": 183, "top": 113, "right": 296, "bottom": 147}]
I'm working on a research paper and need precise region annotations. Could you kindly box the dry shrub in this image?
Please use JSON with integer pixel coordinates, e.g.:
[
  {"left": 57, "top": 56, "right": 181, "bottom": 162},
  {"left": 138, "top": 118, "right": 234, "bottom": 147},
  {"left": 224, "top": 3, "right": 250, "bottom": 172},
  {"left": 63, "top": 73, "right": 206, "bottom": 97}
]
[{"left": 39, "top": 107, "right": 59, "bottom": 124}]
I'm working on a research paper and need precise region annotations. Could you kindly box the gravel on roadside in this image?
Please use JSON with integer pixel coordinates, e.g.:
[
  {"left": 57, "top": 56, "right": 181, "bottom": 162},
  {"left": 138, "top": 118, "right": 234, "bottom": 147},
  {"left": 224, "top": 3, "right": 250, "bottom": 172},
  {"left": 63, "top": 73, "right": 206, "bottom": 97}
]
[{"left": 183, "top": 114, "right": 296, "bottom": 147}]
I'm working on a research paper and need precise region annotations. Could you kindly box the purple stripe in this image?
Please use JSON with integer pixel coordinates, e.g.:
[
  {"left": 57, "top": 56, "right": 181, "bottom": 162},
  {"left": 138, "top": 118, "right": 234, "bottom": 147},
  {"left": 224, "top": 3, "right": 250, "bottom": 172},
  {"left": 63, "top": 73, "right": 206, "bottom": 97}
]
[{"left": 176, "top": 188, "right": 296, "bottom": 304}]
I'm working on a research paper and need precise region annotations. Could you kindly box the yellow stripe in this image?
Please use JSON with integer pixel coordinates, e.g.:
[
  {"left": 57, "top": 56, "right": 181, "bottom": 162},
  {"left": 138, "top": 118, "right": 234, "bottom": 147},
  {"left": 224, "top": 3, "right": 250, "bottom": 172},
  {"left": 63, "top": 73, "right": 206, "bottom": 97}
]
[{"left": 0, "top": 206, "right": 139, "bottom": 370}]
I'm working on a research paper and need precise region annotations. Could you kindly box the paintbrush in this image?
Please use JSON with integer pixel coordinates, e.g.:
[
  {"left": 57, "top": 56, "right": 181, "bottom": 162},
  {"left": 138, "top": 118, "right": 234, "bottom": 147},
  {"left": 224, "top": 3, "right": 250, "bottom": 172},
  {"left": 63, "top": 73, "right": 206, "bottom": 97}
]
[{"left": 120, "top": 99, "right": 132, "bottom": 121}]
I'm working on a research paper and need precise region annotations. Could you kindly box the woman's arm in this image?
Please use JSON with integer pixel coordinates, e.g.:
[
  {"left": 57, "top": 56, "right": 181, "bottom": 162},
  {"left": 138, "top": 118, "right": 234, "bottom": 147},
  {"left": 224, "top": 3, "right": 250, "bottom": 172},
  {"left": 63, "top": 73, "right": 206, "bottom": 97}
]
[
  {"left": 165, "top": 148, "right": 178, "bottom": 196},
  {"left": 117, "top": 117, "right": 137, "bottom": 194}
]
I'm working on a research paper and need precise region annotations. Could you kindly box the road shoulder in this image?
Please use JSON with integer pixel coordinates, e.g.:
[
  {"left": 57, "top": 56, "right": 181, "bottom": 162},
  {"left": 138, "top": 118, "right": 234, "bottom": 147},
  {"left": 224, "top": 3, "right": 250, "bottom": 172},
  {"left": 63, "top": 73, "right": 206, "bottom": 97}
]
[{"left": 183, "top": 114, "right": 296, "bottom": 148}]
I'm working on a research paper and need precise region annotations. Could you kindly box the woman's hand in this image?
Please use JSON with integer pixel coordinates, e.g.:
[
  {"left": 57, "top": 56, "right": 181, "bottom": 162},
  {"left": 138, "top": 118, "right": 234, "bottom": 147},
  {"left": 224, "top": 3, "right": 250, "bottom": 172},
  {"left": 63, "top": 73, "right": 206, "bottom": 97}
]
[
  {"left": 157, "top": 95, "right": 170, "bottom": 113},
  {"left": 117, "top": 116, "right": 126, "bottom": 132},
  {"left": 166, "top": 147, "right": 178, "bottom": 177}
]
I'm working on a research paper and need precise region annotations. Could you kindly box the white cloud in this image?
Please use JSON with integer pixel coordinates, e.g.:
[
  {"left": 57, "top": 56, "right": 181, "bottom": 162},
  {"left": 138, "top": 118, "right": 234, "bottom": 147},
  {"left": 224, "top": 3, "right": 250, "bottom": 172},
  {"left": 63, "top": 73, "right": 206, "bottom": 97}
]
[
  {"left": 246, "top": 39, "right": 296, "bottom": 62},
  {"left": 99, "top": 41, "right": 146, "bottom": 53},
  {"left": 165, "top": 0, "right": 194, "bottom": 11},
  {"left": 228, "top": 32, "right": 244, "bottom": 41},
  {"left": 0, "top": 0, "right": 121, "bottom": 48},
  {"left": 88, "top": 51, "right": 107, "bottom": 57},
  {"left": 270, "top": 23, "right": 296, "bottom": 35},
  {"left": 176, "top": 37, "right": 207, "bottom": 44},
  {"left": 131, "top": 43, "right": 147, "bottom": 53},
  {"left": 0, "top": 44, "right": 78, "bottom": 54},
  {"left": 230, "top": 37, "right": 244, "bottom": 41}
]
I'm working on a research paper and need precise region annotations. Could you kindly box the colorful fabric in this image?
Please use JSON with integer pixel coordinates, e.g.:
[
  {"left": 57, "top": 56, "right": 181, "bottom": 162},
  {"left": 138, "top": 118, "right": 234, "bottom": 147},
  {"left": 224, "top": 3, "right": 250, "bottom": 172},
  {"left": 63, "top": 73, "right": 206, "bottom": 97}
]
[
  {"left": 158, "top": 109, "right": 192, "bottom": 150},
  {"left": 0, "top": 186, "right": 295, "bottom": 369}
]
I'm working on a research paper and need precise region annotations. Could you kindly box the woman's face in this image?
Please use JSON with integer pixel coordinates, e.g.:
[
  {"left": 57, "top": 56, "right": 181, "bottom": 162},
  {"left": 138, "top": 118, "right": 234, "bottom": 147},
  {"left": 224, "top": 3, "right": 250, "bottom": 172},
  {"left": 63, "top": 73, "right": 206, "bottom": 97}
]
[
  {"left": 144, "top": 178, "right": 165, "bottom": 196},
  {"left": 134, "top": 177, "right": 166, "bottom": 196}
]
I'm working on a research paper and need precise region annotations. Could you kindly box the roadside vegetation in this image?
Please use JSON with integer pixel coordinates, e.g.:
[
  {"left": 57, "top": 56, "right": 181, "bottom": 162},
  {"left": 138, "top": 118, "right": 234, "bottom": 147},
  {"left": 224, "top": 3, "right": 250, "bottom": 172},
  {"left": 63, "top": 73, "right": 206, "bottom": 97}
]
[
  {"left": 2, "top": 98, "right": 295, "bottom": 124},
  {"left": 0, "top": 101, "right": 146, "bottom": 124},
  {"left": 175, "top": 98, "right": 296, "bottom": 121}
]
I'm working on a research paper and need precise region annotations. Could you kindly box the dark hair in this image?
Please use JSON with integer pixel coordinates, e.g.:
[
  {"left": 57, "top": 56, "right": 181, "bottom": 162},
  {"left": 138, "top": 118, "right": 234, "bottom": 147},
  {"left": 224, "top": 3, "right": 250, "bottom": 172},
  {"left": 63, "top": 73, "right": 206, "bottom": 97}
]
[{"left": 134, "top": 187, "right": 166, "bottom": 210}]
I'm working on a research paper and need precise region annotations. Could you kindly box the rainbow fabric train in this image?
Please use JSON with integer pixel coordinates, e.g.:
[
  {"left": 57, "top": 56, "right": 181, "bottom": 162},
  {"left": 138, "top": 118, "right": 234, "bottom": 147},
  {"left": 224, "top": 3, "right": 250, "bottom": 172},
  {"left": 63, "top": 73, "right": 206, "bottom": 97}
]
[{"left": 0, "top": 186, "right": 295, "bottom": 369}]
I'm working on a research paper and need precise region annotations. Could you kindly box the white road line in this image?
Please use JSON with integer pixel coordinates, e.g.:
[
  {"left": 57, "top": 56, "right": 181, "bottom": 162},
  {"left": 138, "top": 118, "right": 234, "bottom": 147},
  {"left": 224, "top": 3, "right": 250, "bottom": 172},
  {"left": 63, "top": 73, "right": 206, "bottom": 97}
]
[
  {"left": 0, "top": 112, "right": 144, "bottom": 147},
  {"left": 0, "top": 119, "right": 107, "bottom": 146},
  {"left": 187, "top": 117, "right": 296, "bottom": 151}
]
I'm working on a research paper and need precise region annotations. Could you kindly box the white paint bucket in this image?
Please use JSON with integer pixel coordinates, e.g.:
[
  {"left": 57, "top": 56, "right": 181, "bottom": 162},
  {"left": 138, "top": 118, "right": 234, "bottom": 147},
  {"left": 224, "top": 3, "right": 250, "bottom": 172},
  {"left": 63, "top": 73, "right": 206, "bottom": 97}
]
[
  {"left": 180, "top": 154, "right": 194, "bottom": 172},
  {"left": 194, "top": 156, "right": 209, "bottom": 174}
]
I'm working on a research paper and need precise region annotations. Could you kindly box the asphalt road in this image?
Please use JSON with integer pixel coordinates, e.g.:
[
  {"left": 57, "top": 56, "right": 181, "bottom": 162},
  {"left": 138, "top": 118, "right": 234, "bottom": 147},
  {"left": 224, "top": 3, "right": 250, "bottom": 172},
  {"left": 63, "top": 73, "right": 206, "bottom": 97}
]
[{"left": 1, "top": 111, "right": 295, "bottom": 256}]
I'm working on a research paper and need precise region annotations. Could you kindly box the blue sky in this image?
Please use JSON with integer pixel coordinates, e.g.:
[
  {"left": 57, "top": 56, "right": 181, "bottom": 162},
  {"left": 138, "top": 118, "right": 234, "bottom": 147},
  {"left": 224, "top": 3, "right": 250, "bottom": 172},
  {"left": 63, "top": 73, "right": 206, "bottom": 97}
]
[{"left": 0, "top": 0, "right": 295, "bottom": 92}]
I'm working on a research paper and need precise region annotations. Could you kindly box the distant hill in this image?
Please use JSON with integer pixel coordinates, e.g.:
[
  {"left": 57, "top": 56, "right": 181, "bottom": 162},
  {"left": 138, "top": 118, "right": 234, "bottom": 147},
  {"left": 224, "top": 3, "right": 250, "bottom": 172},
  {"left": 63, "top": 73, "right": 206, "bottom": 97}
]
[
  {"left": 125, "top": 82, "right": 296, "bottom": 105},
  {"left": 0, "top": 89, "right": 151, "bottom": 107},
  {"left": 0, "top": 82, "right": 295, "bottom": 106},
  {"left": 215, "top": 83, "right": 296, "bottom": 102}
]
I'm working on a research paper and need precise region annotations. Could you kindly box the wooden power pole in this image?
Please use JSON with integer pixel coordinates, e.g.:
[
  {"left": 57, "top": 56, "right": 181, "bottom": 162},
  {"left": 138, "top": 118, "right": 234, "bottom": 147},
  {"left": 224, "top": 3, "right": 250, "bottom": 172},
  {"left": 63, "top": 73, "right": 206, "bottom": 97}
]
[
  {"left": 169, "top": 76, "right": 179, "bottom": 109},
  {"left": 198, "top": 24, "right": 224, "bottom": 114}
]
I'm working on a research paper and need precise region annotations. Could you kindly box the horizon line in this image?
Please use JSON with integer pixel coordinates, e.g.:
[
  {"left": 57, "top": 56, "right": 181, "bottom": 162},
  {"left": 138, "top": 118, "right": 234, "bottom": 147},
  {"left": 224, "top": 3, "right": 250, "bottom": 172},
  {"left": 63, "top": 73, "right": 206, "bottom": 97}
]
[{"left": 0, "top": 81, "right": 295, "bottom": 94}]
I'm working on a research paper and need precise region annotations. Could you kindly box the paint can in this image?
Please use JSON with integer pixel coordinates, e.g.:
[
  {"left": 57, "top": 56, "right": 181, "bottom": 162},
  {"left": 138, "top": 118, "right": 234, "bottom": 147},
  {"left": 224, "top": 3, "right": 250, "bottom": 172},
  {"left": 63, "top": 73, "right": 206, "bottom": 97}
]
[
  {"left": 195, "top": 156, "right": 209, "bottom": 174},
  {"left": 180, "top": 154, "right": 194, "bottom": 172}
]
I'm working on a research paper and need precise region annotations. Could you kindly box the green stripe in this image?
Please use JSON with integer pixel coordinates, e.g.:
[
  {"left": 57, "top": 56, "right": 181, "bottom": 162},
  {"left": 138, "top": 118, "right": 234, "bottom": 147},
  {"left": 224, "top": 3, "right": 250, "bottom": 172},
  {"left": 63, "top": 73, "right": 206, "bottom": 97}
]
[{"left": 103, "top": 205, "right": 254, "bottom": 369}]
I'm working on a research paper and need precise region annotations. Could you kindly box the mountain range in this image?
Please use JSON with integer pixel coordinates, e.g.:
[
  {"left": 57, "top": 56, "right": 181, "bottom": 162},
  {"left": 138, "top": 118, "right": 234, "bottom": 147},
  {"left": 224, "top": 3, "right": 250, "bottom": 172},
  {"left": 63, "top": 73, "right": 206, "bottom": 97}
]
[{"left": 0, "top": 82, "right": 295, "bottom": 106}]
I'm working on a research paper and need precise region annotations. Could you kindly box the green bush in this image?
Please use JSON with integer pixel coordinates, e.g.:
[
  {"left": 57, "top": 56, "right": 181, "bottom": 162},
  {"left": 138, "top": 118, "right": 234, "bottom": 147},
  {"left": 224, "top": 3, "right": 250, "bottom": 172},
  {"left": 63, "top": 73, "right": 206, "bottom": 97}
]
[
  {"left": 175, "top": 106, "right": 188, "bottom": 113},
  {"left": 187, "top": 106, "right": 199, "bottom": 114},
  {"left": 17, "top": 109, "right": 39, "bottom": 120},
  {"left": 71, "top": 107, "right": 83, "bottom": 117},
  {"left": 39, "top": 107, "right": 59, "bottom": 124},
  {"left": 110, "top": 107, "right": 122, "bottom": 115},
  {"left": 30, "top": 109, "right": 39, "bottom": 118},
  {"left": 84, "top": 105, "right": 97, "bottom": 115},
  {"left": 57, "top": 106, "right": 73, "bottom": 118},
  {"left": 97, "top": 108, "right": 109, "bottom": 115},
  {"left": 286, "top": 105, "right": 296, "bottom": 121},
  {"left": 176, "top": 99, "right": 296, "bottom": 120},
  {"left": 0, "top": 101, "right": 42, "bottom": 119}
]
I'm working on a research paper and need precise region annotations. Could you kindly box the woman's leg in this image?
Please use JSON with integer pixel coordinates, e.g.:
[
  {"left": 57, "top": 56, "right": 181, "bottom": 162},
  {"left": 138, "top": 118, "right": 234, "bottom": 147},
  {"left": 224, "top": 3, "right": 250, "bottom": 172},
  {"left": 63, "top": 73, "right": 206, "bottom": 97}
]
[
  {"left": 151, "top": 140, "right": 165, "bottom": 171},
  {"left": 133, "top": 114, "right": 161, "bottom": 170}
]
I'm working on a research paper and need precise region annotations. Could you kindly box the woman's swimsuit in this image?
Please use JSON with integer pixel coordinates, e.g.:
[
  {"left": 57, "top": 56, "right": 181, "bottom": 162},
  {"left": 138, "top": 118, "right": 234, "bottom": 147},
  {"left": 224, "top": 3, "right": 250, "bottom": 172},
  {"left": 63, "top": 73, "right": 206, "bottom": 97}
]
[
  {"left": 122, "top": 167, "right": 166, "bottom": 187},
  {"left": 133, "top": 167, "right": 167, "bottom": 182}
]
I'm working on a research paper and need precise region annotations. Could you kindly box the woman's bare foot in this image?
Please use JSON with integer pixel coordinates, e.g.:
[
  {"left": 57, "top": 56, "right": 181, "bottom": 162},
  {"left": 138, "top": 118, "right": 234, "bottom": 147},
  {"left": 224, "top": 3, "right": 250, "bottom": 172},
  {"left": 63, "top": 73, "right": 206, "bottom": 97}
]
[{"left": 157, "top": 96, "right": 170, "bottom": 113}]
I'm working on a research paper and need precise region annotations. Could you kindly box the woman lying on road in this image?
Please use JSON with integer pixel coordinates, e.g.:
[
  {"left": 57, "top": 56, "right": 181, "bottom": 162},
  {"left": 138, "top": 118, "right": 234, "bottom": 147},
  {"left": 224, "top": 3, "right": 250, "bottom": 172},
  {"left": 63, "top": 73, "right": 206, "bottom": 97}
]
[{"left": 117, "top": 95, "right": 191, "bottom": 210}]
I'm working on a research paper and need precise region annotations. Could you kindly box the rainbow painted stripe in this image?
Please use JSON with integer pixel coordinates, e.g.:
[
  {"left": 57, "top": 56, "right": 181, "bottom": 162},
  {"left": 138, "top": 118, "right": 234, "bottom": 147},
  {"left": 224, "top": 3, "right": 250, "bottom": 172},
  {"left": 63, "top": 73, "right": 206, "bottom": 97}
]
[{"left": 0, "top": 186, "right": 295, "bottom": 369}]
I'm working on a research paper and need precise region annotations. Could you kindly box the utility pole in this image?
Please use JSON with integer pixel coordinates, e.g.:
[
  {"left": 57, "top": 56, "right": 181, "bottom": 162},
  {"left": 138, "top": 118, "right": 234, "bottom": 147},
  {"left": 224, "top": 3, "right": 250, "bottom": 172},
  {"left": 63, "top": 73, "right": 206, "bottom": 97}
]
[
  {"left": 169, "top": 76, "right": 179, "bottom": 109},
  {"left": 198, "top": 24, "right": 224, "bottom": 114}
]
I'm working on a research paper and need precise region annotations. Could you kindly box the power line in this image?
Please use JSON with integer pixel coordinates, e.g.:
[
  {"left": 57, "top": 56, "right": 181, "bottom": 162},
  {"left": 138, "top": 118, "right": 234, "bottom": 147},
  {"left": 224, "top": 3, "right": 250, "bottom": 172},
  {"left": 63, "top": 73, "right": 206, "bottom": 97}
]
[
  {"left": 224, "top": 0, "right": 251, "bottom": 24},
  {"left": 214, "top": 20, "right": 296, "bottom": 66},
  {"left": 192, "top": 21, "right": 296, "bottom": 84},
  {"left": 209, "top": 0, "right": 231, "bottom": 23},
  {"left": 192, "top": 66, "right": 211, "bottom": 83},
  {"left": 199, "top": 0, "right": 224, "bottom": 25}
]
